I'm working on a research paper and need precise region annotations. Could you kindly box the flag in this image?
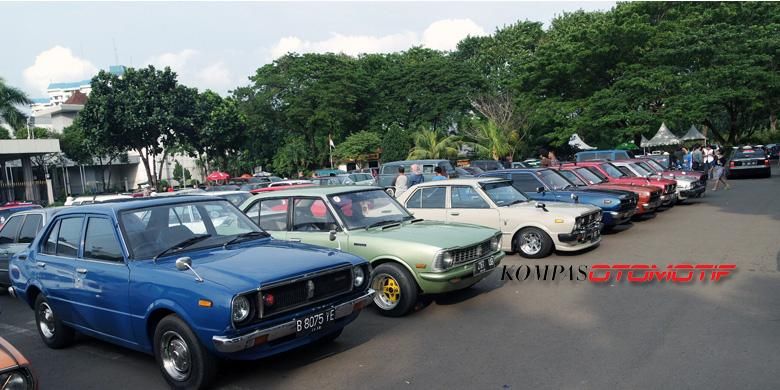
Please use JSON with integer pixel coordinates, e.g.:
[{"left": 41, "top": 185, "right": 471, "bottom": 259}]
[{"left": 329, "top": 135, "right": 335, "bottom": 149}]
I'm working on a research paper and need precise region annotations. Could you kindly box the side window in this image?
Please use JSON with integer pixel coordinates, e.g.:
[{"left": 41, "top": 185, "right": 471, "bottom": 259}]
[
  {"left": 404, "top": 189, "right": 423, "bottom": 209},
  {"left": 57, "top": 217, "right": 84, "bottom": 258},
  {"left": 0, "top": 216, "right": 24, "bottom": 244},
  {"left": 255, "top": 199, "right": 289, "bottom": 231},
  {"left": 511, "top": 174, "right": 541, "bottom": 193},
  {"left": 451, "top": 186, "right": 489, "bottom": 209},
  {"left": 42, "top": 220, "right": 61, "bottom": 254},
  {"left": 617, "top": 166, "right": 634, "bottom": 176},
  {"left": 83, "top": 218, "right": 124, "bottom": 262},
  {"left": 292, "top": 198, "right": 336, "bottom": 232},
  {"left": 18, "top": 214, "right": 43, "bottom": 244},
  {"left": 410, "top": 187, "right": 445, "bottom": 209}
]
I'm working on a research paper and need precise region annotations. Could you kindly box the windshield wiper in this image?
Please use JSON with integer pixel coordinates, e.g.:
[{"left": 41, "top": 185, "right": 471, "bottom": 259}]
[
  {"left": 223, "top": 231, "right": 269, "bottom": 249},
  {"left": 365, "top": 220, "right": 403, "bottom": 230},
  {"left": 154, "top": 234, "right": 212, "bottom": 261}
]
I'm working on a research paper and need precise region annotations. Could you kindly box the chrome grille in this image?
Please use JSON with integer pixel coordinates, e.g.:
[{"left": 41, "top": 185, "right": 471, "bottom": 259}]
[
  {"left": 259, "top": 266, "right": 353, "bottom": 318},
  {"left": 451, "top": 239, "right": 493, "bottom": 264},
  {"left": 649, "top": 192, "right": 661, "bottom": 202}
]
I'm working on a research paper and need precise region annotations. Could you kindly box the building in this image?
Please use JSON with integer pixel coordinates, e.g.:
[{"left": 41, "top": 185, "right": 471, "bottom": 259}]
[{"left": 31, "top": 91, "right": 87, "bottom": 133}]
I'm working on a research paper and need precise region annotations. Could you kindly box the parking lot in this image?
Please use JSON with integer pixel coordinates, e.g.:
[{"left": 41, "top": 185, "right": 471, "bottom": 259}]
[{"left": 1, "top": 169, "right": 779, "bottom": 389}]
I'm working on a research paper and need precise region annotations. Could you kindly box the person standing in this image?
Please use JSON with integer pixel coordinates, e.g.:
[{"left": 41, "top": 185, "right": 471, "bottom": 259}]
[
  {"left": 692, "top": 145, "right": 703, "bottom": 171},
  {"left": 682, "top": 147, "right": 692, "bottom": 171},
  {"left": 393, "top": 167, "right": 408, "bottom": 196},
  {"left": 548, "top": 150, "right": 559, "bottom": 166},
  {"left": 703, "top": 145, "right": 714, "bottom": 178},
  {"left": 711, "top": 150, "right": 730, "bottom": 191},
  {"left": 407, "top": 164, "right": 424, "bottom": 187},
  {"left": 432, "top": 166, "right": 447, "bottom": 181},
  {"left": 673, "top": 147, "right": 684, "bottom": 169}
]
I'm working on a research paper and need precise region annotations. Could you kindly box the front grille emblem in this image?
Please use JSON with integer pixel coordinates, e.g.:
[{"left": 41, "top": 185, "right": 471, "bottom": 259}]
[{"left": 306, "top": 280, "right": 315, "bottom": 299}]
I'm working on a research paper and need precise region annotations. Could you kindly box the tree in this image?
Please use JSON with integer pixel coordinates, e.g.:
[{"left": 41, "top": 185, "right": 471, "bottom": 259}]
[
  {"left": 334, "top": 131, "right": 381, "bottom": 163},
  {"left": 408, "top": 128, "right": 461, "bottom": 159},
  {"left": 172, "top": 161, "right": 191, "bottom": 185},
  {"left": 380, "top": 124, "right": 413, "bottom": 162},
  {"left": 464, "top": 120, "right": 510, "bottom": 160},
  {"left": 0, "top": 78, "right": 30, "bottom": 130},
  {"left": 14, "top": 126, "right": 52, "bottom": 139},
  {"left": 272, "top": 136, "right": 310, "bottom": 177},
  {"left": 0, "top": 128, "right": 10, "bottom": 140}
]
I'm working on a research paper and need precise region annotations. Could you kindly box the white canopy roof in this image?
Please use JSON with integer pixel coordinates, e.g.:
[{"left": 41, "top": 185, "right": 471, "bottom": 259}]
[
  {"left": 568, "top": 133, "right": 596, "bottom": 150},
  {"left": 644, "top": 122, "right": 680, "bottom": 147},
  {"left": 680, "top": 125, "right": 706, "bottom": 141},
  {"left": 640, "top": 135, "right": 650, "bottom": 148}
]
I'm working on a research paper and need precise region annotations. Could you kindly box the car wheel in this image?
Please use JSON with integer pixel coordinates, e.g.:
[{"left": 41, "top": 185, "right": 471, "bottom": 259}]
[
  {"left": 371, "top": 263, "right": 417, "bottom": 317},
  {"left": 34, "top": 295, "right": 75, "bottom": 349},
  {"left": 154, "top": 314, "right": 217, "bottom": 390},
  {"left": 384, "top": 187, "right": 395, "bottom": 197},
  {"left": 515, "top": 227, "right": 553, "bottom": 259}
]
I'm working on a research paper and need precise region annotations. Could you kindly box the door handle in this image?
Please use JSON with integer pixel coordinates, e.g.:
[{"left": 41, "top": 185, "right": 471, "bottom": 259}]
[
  {"left": 36, "top": 262, "right": 46, "bottom": 268},
  {"left": 289, "top": 238, "right": 301, "bottom": 242},
  {"left": 17, "top": 254, "right": 27, "bottom": 260},
  {"left": 449, "top": 212, "right": 460, "bottom": 216},
  {"left": 76, "top": 268, "right": 88, "bottom": 274}
]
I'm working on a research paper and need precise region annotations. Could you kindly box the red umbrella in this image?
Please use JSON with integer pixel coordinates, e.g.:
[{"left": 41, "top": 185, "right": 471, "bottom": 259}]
[
  {"left": 239, "top": 173, "right": 253, "bottom": 179},
  {"left": 207, "top": 171, "right": 230, "bottom": 181}
]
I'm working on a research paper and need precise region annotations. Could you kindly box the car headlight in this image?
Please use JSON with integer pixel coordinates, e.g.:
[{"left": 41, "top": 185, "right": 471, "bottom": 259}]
[
  {"left": 353, "top": 265, "right": 365, "bottom": 287},
  {"left": 0, "top": 369, "right": 32, "bottom": 390},
  {"left": 434, "top": 251, "right": 454, "bottom": 271},
  {"left": 603, "top": 199, "right": 612, "bottom": 205},
  {"left": 232, "top": 295, "right": 251, "bottom": 323},
  {"left": 490, "top": 235, "right": 501, "bottom": 252}
]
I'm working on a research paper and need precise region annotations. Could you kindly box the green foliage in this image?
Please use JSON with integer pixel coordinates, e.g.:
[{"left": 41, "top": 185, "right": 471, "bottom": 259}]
[
  {"left": 272, "top": 136, "right": 309, "bottom": 177},
  {"left": 0, "top": 127, "right": 11, "bottom": 140},
  {"left": 380, "top": 124, "right": 413, "bottom": 162},
  {"left": 14, "top": 126, "right": 52, "bottom": 139},
  {"left": 334, "top": 131, "right": 381, "bottom": 161},
  {"left": 60, "top": 124, "right": 93, "bottom": 164},
  {"left": 172, "top": 161, "right": 191, "bottom": 184},
  {"left": 408, "top": 128, "right": 461, "bottom": 160},
  {"left": 465, "top": 120, "right": 511, "bottom": 160},
  {"left": 0, "top": 77, "right": 31, "bottom": 130}
]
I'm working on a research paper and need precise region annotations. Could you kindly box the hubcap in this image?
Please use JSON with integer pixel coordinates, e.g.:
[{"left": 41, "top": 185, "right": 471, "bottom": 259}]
[
  {"left": 372, "top": 274, "right": 401, "bottom": 310},
  {"left": 521, "top": 232, "right": 542, "bottom": 255},
  {"left": 38, "top": 302, "right": 55, "bottom": 339},
  {"left": 161, "top": 331, "right": 191, "bottom": 382}
]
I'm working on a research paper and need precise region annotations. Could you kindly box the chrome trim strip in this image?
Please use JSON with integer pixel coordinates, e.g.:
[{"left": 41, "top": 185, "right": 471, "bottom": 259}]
[{"left": 213, "top": 289, "right": 374, "bottom": 353}]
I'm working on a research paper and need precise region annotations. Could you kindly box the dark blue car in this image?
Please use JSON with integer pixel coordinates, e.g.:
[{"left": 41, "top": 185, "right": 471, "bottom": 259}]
[
  {"left": 479, "top": 168, "right": 638, "bottom": 228},
  {"left": 8, "top": 196, "right": 373, "bottom": 389}
]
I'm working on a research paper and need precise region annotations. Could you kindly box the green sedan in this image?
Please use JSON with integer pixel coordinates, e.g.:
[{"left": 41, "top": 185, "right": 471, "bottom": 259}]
[{"left": 240, "top": 186, "right": 504, "bottom": 317}]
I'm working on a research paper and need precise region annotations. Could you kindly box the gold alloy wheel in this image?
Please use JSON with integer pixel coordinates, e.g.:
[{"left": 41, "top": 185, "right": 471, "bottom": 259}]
[{"left": 372, "top": 274, "right": 401, "bottom": 310}]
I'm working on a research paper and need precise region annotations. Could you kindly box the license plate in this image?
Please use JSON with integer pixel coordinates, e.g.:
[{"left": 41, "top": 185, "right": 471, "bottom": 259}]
[
  {"left": 296, "top": 308, "right": 336, "bottom": 335},
  {"left": 474, "top": 256, "right": 497, "bottom": 276},
  {"left": 591, "top": 230, "right": 600, "bottom": 242}
]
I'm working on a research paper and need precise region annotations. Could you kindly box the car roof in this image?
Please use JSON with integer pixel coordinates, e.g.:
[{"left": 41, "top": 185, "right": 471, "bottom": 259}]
[
  {"left": 251, "top": 185, "right": 380, "bottom": 197},
  {"left": 412, "top": 177, "right": 507, "bottom": 187},
  {"left": 56, "top": 195, "right": 224, "bottom": 215},
  {"left": 8, "top": 207, "right": 66, "bottom": 218},
  {"left": 382, "top": 159, "right": 449, "bottom": 165},
  {"left": 199, "top": 190, "right": 251, "bottom": 196}
]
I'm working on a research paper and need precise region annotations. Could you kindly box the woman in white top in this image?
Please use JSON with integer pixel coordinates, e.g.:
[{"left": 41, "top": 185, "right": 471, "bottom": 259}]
[{"left": 394, "top": 167, "right": 408, "bottom": 196}]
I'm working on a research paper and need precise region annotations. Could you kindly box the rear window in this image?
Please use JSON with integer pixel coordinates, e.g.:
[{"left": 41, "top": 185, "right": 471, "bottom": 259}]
[
  {"left": 734, "top": 150, "right": 765, "bottom": 158},
  {"left": 18, "top": 214, "right": 43, "bottom": 244},
  {"left": 0, "top": 216, "right": 24, "bottom": 244}
]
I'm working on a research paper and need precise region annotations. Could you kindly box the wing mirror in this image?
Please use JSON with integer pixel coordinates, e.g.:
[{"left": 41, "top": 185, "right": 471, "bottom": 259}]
[
  {"left": 175, "top": 257, "right": 204, "bottom": 282},
  {"left": 536, "top": 186, "right": 545, "bottom": 193},
  {"left": 570, "top": 193, "right": 579, "bottom": 202},
  {"left": 534, "top": 201, "right": 548, "bottom": 212},
  {"left": 329, "top": 229, "right": 338, "bottom": 241}
]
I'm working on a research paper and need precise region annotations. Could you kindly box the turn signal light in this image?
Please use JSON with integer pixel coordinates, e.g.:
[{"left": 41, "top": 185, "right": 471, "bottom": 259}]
[
  {"left": 764, "top": 159, "right": 770, "bottom": 166},
  {"left": 729, "top": 161, "right": 736, "bottom": 168},
  {"left": 198, "top": 299, "right": 213, "bottom": 308}
]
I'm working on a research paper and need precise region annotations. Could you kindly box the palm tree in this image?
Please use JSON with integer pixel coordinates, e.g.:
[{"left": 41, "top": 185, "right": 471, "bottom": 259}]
[
  {"left": 408, "top": 128, "right": 461, "bottom": 159},
  {"left": 0, "top": 77, "right": 31, "bottom": 130},
  {"left": 466, "top": 119, "right": 511, "bottom": 160}
]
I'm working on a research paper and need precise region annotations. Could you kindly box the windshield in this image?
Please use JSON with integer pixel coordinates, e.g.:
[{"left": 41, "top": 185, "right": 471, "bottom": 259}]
[
  {"left": 575, "top": 168, "right": 605, "bottom": 184},
  {"left": 120, "top": 200, "right": 261, "bottom": 259},
  {"left": 643, "top": 159, "right": 665, "bottom": 172},
  {"left": 536, "top": 169, "right": 574, "bottom": 190},
  {"left": 629, "top": 163, "right": 653, "bottom": 177},
  {"left": 220, "top": 193, "right": 252, "bottom": 207},
  {"left": 481, "top": 181, "right": 528, "bottom": 205},
  {"left": 734, "top": 150, "right": 766, "bottom": 158},
  {"left": 557, "top": 170, "right": 587, "bottom": 186},
  {"left": 635, "top": 161, "right": 660, "bottom": 174},
  {"left": 601, "top": 163, "right": 626, "bottom": 178},
  {"left": 328, "top": 190, "right": 413, "bottom": 230}
]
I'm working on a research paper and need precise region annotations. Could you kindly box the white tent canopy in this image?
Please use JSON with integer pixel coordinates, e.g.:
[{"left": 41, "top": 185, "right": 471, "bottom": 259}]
[
  {"left": 680, "top": 125, "right": 706, "bottom": 141},
  {"left": 644, "top": 122, "right": 680, "bottom": 147},
  {"left": 640, "top": 135, "right": 651, "bottom": 148},
  {"left": 568, "top": 133, "right": 597, "bottom": 150}
]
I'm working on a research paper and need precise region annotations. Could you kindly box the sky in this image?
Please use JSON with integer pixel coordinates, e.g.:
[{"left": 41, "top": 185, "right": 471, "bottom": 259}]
[{"left": 1, "top": 1, "right": 615, "bottom": 98}]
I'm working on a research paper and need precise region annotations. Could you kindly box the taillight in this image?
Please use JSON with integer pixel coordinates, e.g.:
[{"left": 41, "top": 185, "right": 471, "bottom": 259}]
[
  {"left": 764, "top": 159, "right": 770, "bottom": 166},
  {"left": 729, "top": 161, "right": 735, "bottom": 168}
]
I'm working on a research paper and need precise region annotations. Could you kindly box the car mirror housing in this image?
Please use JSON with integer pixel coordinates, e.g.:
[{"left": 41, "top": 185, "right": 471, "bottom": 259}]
[
  {"left": 329, "top": 230, "right": 337, "bottom": 241},
  {"left": 536, "top": 186, "right": 545, "bottom": 193}
]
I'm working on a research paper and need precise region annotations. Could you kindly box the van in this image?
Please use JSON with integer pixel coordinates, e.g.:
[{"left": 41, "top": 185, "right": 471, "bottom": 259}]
[{"left": 377, "top": 159, "right": 457, "bottom": 195}]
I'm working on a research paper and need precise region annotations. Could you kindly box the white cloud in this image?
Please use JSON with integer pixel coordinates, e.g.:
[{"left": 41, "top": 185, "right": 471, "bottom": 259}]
[
  {"left": 196, "top": 61, "right": 232, "bottom": 91},
  {"left": 23, "top": 46, "right": 98, "bottom": 94},
  {"left": 268, "top": 18, "right": 486, "bottom": 59},
  {"left": 145, "top": 49, "right": 199, "bottom": 72},
  {"left": 421, "top": 19, "right": 487, "bottom": 51}
]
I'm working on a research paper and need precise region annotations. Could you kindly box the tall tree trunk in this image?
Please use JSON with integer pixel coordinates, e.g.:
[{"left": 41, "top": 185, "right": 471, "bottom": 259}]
[
  {"left": 138, "top": 148, "right": 155, "bottom": 188},
  {"left": 770, "top": 111, "right": 777, "bottom": 132},
  {"left": 157, "top": 150, "right": 168, "bottom": 184}
]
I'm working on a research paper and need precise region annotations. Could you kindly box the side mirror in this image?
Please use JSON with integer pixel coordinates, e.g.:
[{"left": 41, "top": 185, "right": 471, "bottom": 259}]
[
  {"left": 175, "top": 257, "right": 192, "bottom": 271},
  {"left": 329, "top": 229, "right": 337, "bottom": 241},
  {"left": 536, "top": 186, "right": 545, "bottom": 193},
  {"left": 534, "top": 202, "right": 548, "bottom": 211}
]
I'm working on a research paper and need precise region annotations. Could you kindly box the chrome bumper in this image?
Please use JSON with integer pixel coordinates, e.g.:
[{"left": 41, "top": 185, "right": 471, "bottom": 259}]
[{"left": 212, "top": 289, "right": 374, "bottom": 353}]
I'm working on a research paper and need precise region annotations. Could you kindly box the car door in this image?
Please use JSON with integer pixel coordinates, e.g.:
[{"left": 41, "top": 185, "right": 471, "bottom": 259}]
[
  {"left": 244, "top": 197, "right": 290, "bottom": 240},
  {"left": 0, "top": 214, "right": 25, "bottom": 285},
  {"left": 69, "top": 216, "right": 133, "bottom": 342},
  {"left": 34, "top": 216, "right": 83, "bottom": 324},
  {"left": 400, "top": 186, "right": 447, "bottom": 222},
  {"left": 287, "top": 197, "right": 344, "bottom": 249},
  {"left": 446, "top": 185, "right": 500, "bottom": 229}
]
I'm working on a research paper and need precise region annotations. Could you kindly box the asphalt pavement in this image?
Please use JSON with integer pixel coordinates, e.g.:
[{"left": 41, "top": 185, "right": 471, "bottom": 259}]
[{"left": 2, "top": 168, "right": 779, "bottom": 389}]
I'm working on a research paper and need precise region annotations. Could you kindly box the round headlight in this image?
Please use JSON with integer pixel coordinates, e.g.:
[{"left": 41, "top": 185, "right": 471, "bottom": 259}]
[
  {"left": 232, "top": 295, "right": 251, "bottom": 323},
  {"left": 490, "top": 236, "right": 501, "bottom": 252},
  {"left": 441, "top": 252, "right": 453, "bottom": 268},
  {"left": 353, "top": 266, "right": 365, "bottom": 287},
  {"left": 0, "top": 371, "right": 29, "bottom": 390}
]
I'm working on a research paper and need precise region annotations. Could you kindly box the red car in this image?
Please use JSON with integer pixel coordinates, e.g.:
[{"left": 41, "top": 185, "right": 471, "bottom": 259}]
[
  {"left": 555, "top": 166, "right": 662, "bottom": 215},
  {"left": 0, "top": 202, "right": 42, "bottom": 228},
  {"left": 561, "top": 161, "right": 677, "bottom": 207},
  {"left": 636, "top": 157, "right": 708, "bottom": 187},
  {"left": 249, "top": 183, "right": 314, "bottom": 194}
]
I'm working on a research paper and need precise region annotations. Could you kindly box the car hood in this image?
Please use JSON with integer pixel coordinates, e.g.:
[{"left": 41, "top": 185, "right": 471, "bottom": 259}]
[
  {"left": 147, "top": 239, "right": 362, "bottom": 292},
  {"left": 532, "top": 189, "right": 630, "bottom": 202},
  {"left": 353, "top": 220, "right": 498, "bottom": 249},
  {"left": 587, "top": 184, "right": 655, "bottom": 196},
  {"left": 508, "top": 200, "right": 601, "bottom": 217},
  {"left": 571, "top": 187, "right": 635, "bottom": 197}
]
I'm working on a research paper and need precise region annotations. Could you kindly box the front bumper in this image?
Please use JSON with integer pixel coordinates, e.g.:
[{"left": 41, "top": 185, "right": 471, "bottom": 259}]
[
  {"left": 603, "top": 209, "right": 635, "bottom": 225},
  {"left": 639, "top": 198, "right": 662, "bottom": 213},
  {"left": 418, "top": 251, "right": 505, "bottom": 293},
  {"left": 558, "top": 223, "right": 602, "bottom": 243},
  {"left": 678, "top": 185, "right": 705, "bottom": 200},
  {"left": 212, "top": 290, "right": 374, "bottom": 353},
  {"left": 659, "top": 193, "right": 677, "bottom": 206}
]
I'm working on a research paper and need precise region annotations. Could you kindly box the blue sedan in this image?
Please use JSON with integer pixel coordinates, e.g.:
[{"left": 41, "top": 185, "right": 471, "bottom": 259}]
[
  {"left": 479, "top": 168, "right": 638, "bottom": 228},
  {"left": 8, "top": 196, "right": 373, "bottom": 389}
]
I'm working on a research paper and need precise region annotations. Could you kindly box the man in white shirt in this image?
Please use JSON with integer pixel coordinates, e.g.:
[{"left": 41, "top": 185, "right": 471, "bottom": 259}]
[{"left": 393, "top": 167, "right": 408, "bottom": 196}]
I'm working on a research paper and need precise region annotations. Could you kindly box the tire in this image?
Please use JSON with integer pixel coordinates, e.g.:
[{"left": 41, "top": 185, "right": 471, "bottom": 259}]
[
  {"left": 34, "top": 295, "right": 75, "bottom": 349},
  {"left": 371, "top": 263, "right": 418, "bottom": 317},
  {"left": 153, "top": 314, "right": 217, "bottom": 390},
  {"left": 514, "top": 227, "right": 554, "bottom": 259}
]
